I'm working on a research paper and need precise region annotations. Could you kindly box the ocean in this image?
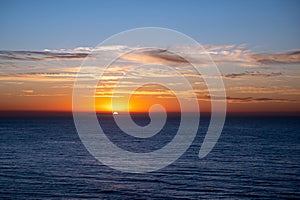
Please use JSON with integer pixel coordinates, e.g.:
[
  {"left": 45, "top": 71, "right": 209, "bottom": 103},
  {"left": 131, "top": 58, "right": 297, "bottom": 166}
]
[{"left": 0, "top": 114, "right": 299, "bottom": 199}]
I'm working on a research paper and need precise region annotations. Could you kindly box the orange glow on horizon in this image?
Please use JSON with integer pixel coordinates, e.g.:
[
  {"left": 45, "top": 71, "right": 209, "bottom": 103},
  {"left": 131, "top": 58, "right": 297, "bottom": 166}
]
[
  {"left": 95, "top": 97, "right": 130, "bottom": 113},
  {"left": 95, "top": 95, "right": 181, "bottom": 113},
  {"left": 94, "top": 84, "right": 182, "bottom": 113}
]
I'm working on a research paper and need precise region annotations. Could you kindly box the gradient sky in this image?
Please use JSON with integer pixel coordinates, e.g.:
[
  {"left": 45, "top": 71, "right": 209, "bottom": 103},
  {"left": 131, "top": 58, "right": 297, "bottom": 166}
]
[
  {"left": 1, "top": 0, "right": 300, "bottom": 51},
  {"left": 0, "top": 0, "right": 300, "bottom": 114}
]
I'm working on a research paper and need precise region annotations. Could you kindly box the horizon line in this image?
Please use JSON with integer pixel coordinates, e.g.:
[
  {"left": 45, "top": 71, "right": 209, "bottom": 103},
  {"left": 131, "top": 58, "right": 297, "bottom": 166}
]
[{"left": 0, "top": 110, "right": 299, "bottom": 117}]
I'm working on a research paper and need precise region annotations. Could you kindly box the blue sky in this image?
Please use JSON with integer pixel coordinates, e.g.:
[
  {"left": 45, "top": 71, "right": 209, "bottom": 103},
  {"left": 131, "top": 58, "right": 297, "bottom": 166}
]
[{"left": 1, "top": 0, "right": 299, "bottom": 51}]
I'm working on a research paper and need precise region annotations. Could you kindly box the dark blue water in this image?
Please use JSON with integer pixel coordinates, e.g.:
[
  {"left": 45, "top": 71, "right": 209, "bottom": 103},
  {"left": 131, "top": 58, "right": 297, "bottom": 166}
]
[{"left": 0, "top": 115, "right": 299, "bottom": 199}]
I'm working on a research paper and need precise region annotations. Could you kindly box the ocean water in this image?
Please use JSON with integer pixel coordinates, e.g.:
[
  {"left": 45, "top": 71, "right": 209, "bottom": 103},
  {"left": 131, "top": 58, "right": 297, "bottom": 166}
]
[{"left": 0, "top": 115, "right": 299, "bottom": 199}]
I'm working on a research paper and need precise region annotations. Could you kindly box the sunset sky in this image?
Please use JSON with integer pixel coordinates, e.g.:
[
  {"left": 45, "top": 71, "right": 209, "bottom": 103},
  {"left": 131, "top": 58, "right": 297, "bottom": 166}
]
[{"left": 0, "top": 0, "right": 299, "bottom": 114}]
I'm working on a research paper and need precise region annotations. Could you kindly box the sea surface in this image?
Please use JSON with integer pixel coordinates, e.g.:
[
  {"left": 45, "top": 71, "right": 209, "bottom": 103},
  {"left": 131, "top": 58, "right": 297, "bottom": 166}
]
[{"left": 0, "top": 114, "right": 299, "bottom": 199}]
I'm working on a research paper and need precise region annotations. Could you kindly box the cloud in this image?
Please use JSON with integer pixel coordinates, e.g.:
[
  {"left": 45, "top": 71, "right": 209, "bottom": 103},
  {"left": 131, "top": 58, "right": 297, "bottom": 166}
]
[
  {"left": 44, "top": 45, "right": 128, "bottom": 53},
  {"left": 2, "top": 72, "right": 78, "bottom": 78},
  {"left": 18, "top": 93, "right": 67, "bottom": 97},
  {"left": 122, "top": 48, "right": 190, "bottom": 65},
  {"left": 0, "top": 81, "right": 24, "bottom": 85},
  {"left": 0, "top": 46, "right": 298, "bottom": 89},
  {"left": 246, "top": 50, "right": 300, "bottom": 64},
  {"left": 119, "top": 45, "right": 300, "bottom": 68},
  {"left": 228, "top": 86, "right": 300, "bottom": 95},
  {"left": 197, "top": 94, "right": 295, "bottom": 103},
  {"left": 0, "top": 50, "right": 88, "bottom": 61},
  {"left": 21, "top": 89, "right": 34, "bottom": 93},
  {"left": 226, "top": 96, "right": 295, "bottom": 103},
  {"left": 2, "top": 46, "right": 300, "bottom": 67},
  {"left": 195, "top": 45, "right": 300, "bottom": 67},
  {"left": 223, "top": 71, "right": 282, "bottom": 79},
  {"left": 0, "top": 72, "right": 78, "bottom": 82}
]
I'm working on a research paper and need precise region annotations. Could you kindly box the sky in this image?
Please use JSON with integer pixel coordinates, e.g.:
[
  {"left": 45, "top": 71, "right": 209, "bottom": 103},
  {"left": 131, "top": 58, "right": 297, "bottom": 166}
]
[{"left": 0, "top": 0, "right": 300, "bottom": 114}]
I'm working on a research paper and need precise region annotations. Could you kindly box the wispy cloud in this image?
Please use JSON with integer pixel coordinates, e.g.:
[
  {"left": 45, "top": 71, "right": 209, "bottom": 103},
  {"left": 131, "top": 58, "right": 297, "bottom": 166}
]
[
  {"left": 223, "top": 71, "right": 282, "bottom": 79},
  {"left": 18, "top": 93, "right": 67, "bottom": 97},
  {"left": 122, "top": 48, "right": 190, "bottom": 65},
  {"left": 246, "top": 50, "right": 300, "bottom": 65},
  {"left": 1, "top": 45, "right": 299, "bottom": 111},
  {"left": 0, "top": 50, "right": 88, "bottom": 61},
  {"left": 44, "top": 45, "right": 128, "bottom": 53},
  {"left": 2, "top": 45, "right": 300, "bottom": 67},
  {"left": 226, "top": 96, "right": 295, "bottom": 103},
  {"left": 228, "top": 86, "right": 300, "bottom": 95},
  {"left": 197, "top": 94, "right": 296, "bottom": 103},
  {"left": 0, "top": 45, "right": 131, "bottom": 62},
  {"left": 21, "top": 89, "right": 34, "bottom": 93},
  {"left": 0, "top": 72, "right": 77, "bottom": 82}
]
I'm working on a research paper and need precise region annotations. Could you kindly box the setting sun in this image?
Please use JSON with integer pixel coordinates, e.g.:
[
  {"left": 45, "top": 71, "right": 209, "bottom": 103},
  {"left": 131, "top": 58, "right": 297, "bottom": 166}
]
[
  {"left": 94, "top": 83, "right": 182, "bottom": 113},
  {"left": 95, "top": 97, "right": 129, "bottom": 113}
]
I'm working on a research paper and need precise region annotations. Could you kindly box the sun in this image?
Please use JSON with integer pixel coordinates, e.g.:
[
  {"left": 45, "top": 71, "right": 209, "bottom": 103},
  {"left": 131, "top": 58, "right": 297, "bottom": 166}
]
[
  {"left": 94, "top": 84, "right": 182, "bottom": 113},
  {"left": 95, "top": 97, "right": 130, "bottom": 113}
]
